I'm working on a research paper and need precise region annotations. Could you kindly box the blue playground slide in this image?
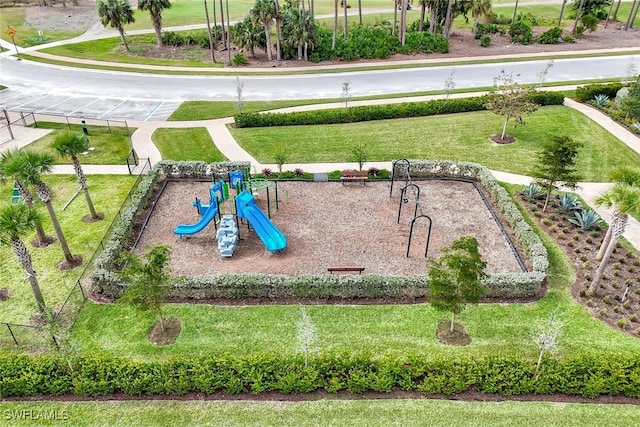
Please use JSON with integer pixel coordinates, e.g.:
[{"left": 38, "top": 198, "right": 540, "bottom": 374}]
[
  {"left": 235, "top": 190, "right": 287, "bottom": 252},
  {"left": 174, "top": 204, "right": 218, "bottom": 236}
]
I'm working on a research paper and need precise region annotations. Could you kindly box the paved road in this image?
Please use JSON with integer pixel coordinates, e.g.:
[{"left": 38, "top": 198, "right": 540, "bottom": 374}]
[{"left": 1, "top": 54, "right": 639, "bottom": 120}]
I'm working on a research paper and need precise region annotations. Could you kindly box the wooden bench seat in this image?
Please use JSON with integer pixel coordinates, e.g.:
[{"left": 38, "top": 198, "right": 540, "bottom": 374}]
[
  {"left": 340, "top": 170, "right": 368, "bottom": 185},
  {"left": 327, "top": 266, "right": 365, "bottom": 274}
]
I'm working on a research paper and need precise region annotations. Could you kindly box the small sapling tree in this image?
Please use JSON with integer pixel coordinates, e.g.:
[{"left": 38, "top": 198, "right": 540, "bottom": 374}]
[
  {"left": 427, "top": 236, "right": 487, "bottom": 335},
  {"left": 296, "top": 306, "right": 318, "bottom": 367},
  {"left": 234, "top": 77, "right": 245, "bottom": 114},
  {"left": 118, "top": 245, "right": 178, "bottom": 343},
  {"left": 351, "top": 142, "right": 367, "bottom": 171},
  {"left": 444, "top": 70, "right": 456, "bottom": 100},
  {"left": 341, "top": 80, "right": 352, "bottom": 108},
  {"left": 531, "top": 309, "right": 562, "bottom": 374},
  {"left": 273, "top": 141, "right": 288, "bottom": 172},
  {"left": 484, "top": 69, "right": 539, "bottom": 142},
  {"left": 531, "top": 135, "right": 583, "bottom": 212}
]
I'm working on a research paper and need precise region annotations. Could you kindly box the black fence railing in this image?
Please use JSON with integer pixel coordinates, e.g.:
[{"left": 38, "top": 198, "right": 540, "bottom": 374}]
[
  {"left": 0, "top": 109, "right": 37, "bottom": 144},
  {"left": 0, "top": 162, "right": 152, "bottom": 348}
]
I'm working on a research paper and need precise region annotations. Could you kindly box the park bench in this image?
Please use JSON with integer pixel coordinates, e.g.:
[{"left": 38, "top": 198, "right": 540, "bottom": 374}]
[
  {"left": 340, "top": 170, "right": 368, "bottom": 185},
  {"left": 327, "top": 266, "right": 366, "bottom": 274}
]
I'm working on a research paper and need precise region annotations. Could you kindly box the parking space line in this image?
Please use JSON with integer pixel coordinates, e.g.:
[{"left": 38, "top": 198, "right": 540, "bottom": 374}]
[
  {"left": 142, "top": 101, "right": 163, "bottom": 122},
  {"left": 98, "top": 99, "right": 127, "bottom": 120},
  {"left": 69, "top": 98, "right": 101, "bottom": 117}
]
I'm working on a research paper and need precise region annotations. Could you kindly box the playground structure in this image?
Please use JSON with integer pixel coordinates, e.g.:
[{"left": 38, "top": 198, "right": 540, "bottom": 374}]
[
  {"left": 173, "top": 169, "right": 287, "bottom": 256},
  {"left": 391, "top": 159, "right": 433, "bottom": 258}
]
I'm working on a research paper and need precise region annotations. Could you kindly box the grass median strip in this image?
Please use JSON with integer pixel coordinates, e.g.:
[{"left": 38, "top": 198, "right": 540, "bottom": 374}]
[{"left": 152, "top": 128, "right": 226, "bottom": 162}]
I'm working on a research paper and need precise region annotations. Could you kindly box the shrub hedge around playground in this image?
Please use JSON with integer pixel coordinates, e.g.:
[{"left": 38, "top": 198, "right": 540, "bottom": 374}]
[
  {"left": 233, "top": 92, "right": 565, "bottom": 128},
  {"left": 1, "top": 352, "right": 639, "bottom": 398},
  {"left": 90, "top": 160, "right": 547, "bottom": 300}
]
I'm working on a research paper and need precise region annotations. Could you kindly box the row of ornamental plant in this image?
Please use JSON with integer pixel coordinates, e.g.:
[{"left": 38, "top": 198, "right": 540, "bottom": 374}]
[
  {"left": 1, "top": 352, "right": 638, "bottom": 398},
  {"left": 90, "top": 160, "right": 548, "bottom": 300},
  {"left": 234, "top": 92, "right": 565, "bottom": 128}
]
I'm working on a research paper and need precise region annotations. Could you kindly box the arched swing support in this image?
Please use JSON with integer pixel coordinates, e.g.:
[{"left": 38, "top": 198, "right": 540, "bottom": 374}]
[
  {"left": 407, "top": 214, "right": 432, "bottom": 258},
  {"left": 390, "top": 158, "right": 410, "bottom": 197},
  {"left": 397, "top": 183, "right": 420, "bottom": 224}
]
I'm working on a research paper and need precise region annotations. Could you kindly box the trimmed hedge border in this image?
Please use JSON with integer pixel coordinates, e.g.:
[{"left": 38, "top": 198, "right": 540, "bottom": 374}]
[
  {"left": 575, "top": 82, "right": 625, "bottom": 103},
  {"left": 90, "top": 160, "right": 547, "bottom": 300},
  {"left": 1, "top": 352, "right": 638, "bottom": 398},
  {"left": 234, "top": 92, "right": 565, "bottom": 128}
]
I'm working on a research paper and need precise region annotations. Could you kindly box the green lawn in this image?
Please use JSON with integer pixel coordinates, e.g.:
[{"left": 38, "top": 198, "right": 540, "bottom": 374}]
[
  {"left": 231, "top": 106, "right": 640, "bottom": 182},
  {"left": 152, "top": 128, "right": 227, "bottom": 161},
  {"left": 1, "top": 399, "right": 639, "bottom": 427},
  {"left": 0, "top": 175, "right": 137, "bottom": 328},
  {"left": 67, "top": 182, "right": 640, "bottom": 361},
  {"left": 27, "top": 122, "right": 133, "bottom": 165},
  {"left": 0, "top": 7, "right": 82, "bottom": 47}
]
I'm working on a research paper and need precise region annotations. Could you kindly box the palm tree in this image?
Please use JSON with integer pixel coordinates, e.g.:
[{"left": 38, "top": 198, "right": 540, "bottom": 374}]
[
  {"left": 572, "top": 0, "right": 586, "bottom": 35},
  {"left": 274, "top": 0, "right": 283, "bottom": 61},
  {"left": 472, "top": 0, "right": 492, "bottom": 34},
  {"left": 96, "top": 0, "right": 136, "bottom": 52},
  {"left": 588, "top": 168, "right": 640, "bottom": 294},
  {"left": 50, "top": 133, "right": 103, "bottom": 222},
  {"left": 0, "top": 203, "right": 46, "bottom": 313},
  {"left": 234, "top": 15, "right": 263, "bottom": 57},
  {"left": 443, "top": 0, "right": 455, "bottom": 38},
  {"left": 4, "top": 150, "right": 81, "bottom": 268},
  {"left": 0, "top": 150, "right": 54, "bottom": 247},
  {"left": 251, "top": 0, "right": 277, "bottom": 61},
  {"left": 138, "top": 0, "right": 172, "bottom": 46},
  {"left": 203, "top": 0, "right": 217, "bottom": 63}
]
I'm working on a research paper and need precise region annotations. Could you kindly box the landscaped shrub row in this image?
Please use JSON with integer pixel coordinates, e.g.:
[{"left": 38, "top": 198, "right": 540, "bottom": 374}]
[
  {"left": 91, "top": 161, "right": 547, "bottom": 299},
  {"left": 406, "top": 160, "right": 548, "bottom": 297},
  {"left": 575, "top": 83, "right": 625, "bottom": 103},
  {"left": 234, "top": 92, "right": 565, "bottom": 128},
  {"left": 1, "top": 352, "right": 638, "bottom": 398}
]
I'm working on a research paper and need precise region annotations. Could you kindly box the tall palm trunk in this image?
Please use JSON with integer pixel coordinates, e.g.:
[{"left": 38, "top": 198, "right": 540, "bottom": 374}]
[
  {"left": 343, "top": 0, "right": 348, "bottom": 37},
  {"left": 219, "top": 0, "right": 226, "bottom": 51},
  {"left": 625, "top": 0, "right": 640, "bottom": 30},
  {"left": 15, "top": 179, "right": 50, "bottom": 245},
  {"left": 596, "top": 211, "right": 618, "bottom": 261},
  {"left": 204, "top": 0, "right": 217, "bottom": 63},
  {"left": 358, "top": 0, "right": 362, "bottom": 25},
  {"left": 419, "top": 1, "right": 426, "bottom": 32},
  {"left": 71, "top": 156, "right": 99, "bottom": 220},
  {"left": 393, "top": 0, "right": 398, "bottom": 36},
  {"left": 152, "top": 13, "right": 163, "bottom": 46},
  {"left": 275, "top": 0, "right": 282, "bottom": 61},
  {"left": 444, "top": 0, "right": 454, "bottom": 38},
  {"left": 332, "top": 0, "right": 338, "bottom": 49},
  {"left": 34, "top": 182, "right": 75, "bottom": 264},
  {"left": 589, "top": 213, "right": 628, "bottom": 293},
  {"left": 117, "top": 24, "right": 130, "bottom": 51},
  {"left": 226, "top": 0, "right": 231, "bottom": 63},
  {"left": 11, "top": 237, "right": 46, "bottom": 313},
  {"left": 572, "top": 0, "right": 586, "bottom": 34},
  {"left": 264, "top": 23, "right": 273, "bottom": 60},
  {"left": 558, "top": 0, "right": 567, "bottom": 26},
  {"left": 511, "top": 0, "right": 520, "bottom": 25}
]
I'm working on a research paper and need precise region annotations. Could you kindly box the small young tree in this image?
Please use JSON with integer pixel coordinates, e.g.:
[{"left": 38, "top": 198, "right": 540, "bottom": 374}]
[
  {"left": 296, "top": 306, "right": 318, "bottom": 367},
  {"left": 531, "top": 309, "right": 562, "bottom": 374},
  {"left": 536, "top": 59, "right": 554, "bottom": 89},
  {"left": 444, "top": 70, "right": 456, "bottom": 100},
  {"left": 427, "top": 236, "right": 487, "bottom": 333},
  {"left": 350, "top": 142, "right": 367, "bottom": 171},
  {"left": 341, "top": 80, "right": 352, "bottom": 108},
  {"left": 234, "top": 77, "right": 245, "bottom": 114},
  {"left": 531, "top": 135, "right": 583, "bottom": 212},
  {"left": 273, "top": 141, "right": 288, "bottom": 172},
  {"left": 118, "top": 245, "right": 173, "bottom": 333},
  {"left": 484, "top": 69, "right": 539, "bottom": 142}
]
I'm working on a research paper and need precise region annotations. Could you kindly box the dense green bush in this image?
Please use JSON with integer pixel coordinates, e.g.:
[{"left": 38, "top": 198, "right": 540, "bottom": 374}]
[
  {"left": 235, "top": 92, "right": 563, "bottom": 128},
  {"left": 575, "top": 83, "right": 625, "bottom": 102},
  {"left": 509, "top": 20, "right": 533, "bottom": 44},
  {"left": 475, "top": 23, "right": 505, "bottom": 39},
  {"left": 537, "top": 27, "right": 563, "bottom": 44},
  {"left": 1, "top": 352, "right": 638, "bottom": 398},
  {"left": 480, "top": 35, "right": 491, "bottom": 47},
  {"left": 308, "top": 26, "right": 448, "bottom": 63}
]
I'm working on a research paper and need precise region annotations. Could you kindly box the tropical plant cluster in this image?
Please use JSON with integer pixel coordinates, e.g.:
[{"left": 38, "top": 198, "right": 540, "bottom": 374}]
[
  {"left": 1, "top": 351, "right": 639, "bottom": 398},
  {"left": 90, "top": 160, "right": 548, "bottom": 300},
  {"left": 575, "top": 82, "right": 625, "bottom": 103},
  {"left": 234, "top": 92, "right": 564, "bottom": 128},
  {"left": 580, "top": 80, "right": 640, "bottom": 134}
]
